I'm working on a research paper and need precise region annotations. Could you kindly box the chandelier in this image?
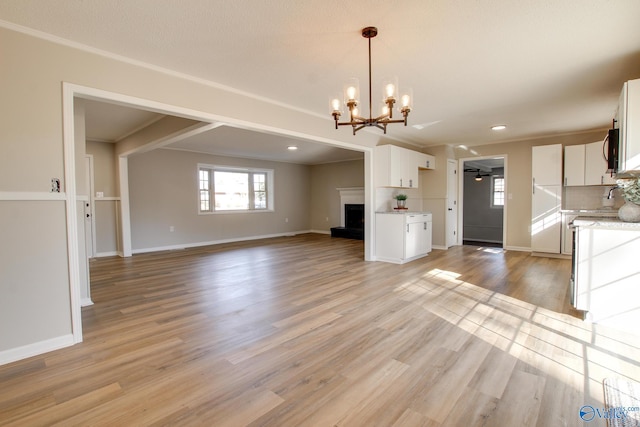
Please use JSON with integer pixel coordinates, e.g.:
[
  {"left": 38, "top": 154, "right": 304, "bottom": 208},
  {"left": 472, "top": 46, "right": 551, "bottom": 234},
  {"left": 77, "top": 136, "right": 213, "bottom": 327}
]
[{"left": 330, "top": 27, "right": 413, "bottom": 135}]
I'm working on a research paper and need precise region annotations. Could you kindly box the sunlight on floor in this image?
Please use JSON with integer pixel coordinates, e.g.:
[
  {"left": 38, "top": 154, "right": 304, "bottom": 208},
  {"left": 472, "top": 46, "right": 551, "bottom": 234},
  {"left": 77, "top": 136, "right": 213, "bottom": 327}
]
[
  {"left": 475, "top": 247, "right": 504, "bottom": 254},
  {"left": 393, "top": 268, "right": 640, "bottom": 406}
]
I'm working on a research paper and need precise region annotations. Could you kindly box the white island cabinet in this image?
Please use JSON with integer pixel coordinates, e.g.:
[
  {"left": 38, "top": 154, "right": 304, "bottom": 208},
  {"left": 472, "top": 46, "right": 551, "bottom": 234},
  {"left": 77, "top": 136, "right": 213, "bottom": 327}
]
[
  {"left": 573, "top": 217, "right": 640, "bottom": 335},
  {"left": 375, "top": 212, "right": 432, "bottom": 264}
]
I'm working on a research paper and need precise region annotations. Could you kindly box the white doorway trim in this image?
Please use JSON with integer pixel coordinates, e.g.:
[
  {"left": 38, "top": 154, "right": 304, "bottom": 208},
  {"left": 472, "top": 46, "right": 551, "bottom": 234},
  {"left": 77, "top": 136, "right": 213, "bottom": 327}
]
[
  {"left": 457, "top": 155, "right": 508, "bottom": 247},
  {"left": 62, "top": 83, "right": 83, "bottom": 344},
  {"left": 62, "top": 82, "right": 375, "bottom": 344}
]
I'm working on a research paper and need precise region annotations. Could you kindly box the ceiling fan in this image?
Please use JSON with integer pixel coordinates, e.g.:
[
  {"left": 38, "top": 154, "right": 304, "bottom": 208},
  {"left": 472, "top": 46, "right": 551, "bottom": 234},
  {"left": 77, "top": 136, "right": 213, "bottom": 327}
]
[{"left": 464, "top": 168, "right": 491, "bottom": 182}]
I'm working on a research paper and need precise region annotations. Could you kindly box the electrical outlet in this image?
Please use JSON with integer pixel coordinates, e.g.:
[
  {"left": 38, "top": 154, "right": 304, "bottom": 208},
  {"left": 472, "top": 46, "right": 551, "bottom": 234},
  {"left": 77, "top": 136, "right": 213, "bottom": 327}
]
[
  {"left": 169, "top": 226, "right": 175, "bottom": 232},
  {"left": 96, "top": 191, "right": 104, "bottom": 198},
  {"left": 285, "top": 218, "right": 289, "bottom": 223},
  {"left": 51, "top": 178, "right": 60, "bottom": 193}
]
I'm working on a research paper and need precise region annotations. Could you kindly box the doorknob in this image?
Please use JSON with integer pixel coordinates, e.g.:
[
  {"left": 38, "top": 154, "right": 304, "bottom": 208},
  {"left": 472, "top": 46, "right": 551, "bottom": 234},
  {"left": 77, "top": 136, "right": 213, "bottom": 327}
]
[{"left": 448, "top": 208, "right": 453, "bottom": 211}]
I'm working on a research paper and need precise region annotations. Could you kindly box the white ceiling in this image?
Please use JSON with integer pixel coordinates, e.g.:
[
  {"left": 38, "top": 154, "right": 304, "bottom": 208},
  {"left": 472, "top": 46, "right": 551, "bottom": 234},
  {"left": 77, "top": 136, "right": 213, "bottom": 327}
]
[
  {"left": 80, "top": 99, "right": 363, "bottom": 165},
  {"left": 2, "top": 1, "right": 640, "bottom": 162}
]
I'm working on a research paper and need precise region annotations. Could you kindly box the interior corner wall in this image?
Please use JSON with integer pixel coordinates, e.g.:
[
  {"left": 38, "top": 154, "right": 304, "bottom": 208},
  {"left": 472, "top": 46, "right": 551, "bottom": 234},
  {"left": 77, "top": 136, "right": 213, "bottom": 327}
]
[{"left": 309, "top": 159, "right": 364, "bottom": 232}]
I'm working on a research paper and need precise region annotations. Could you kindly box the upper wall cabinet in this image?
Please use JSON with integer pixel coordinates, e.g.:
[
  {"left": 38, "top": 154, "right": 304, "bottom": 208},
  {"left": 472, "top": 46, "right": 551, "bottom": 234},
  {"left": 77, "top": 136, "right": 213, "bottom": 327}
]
[
  {"left": 616, "top": 78, "right": 640, "bottom": 174},
  {"left": 585, "top": 141, "right": 616, "bottom": 185},
  {"left": 415, "top": 152, "right": 436, "bottom": 170},
  {"left": 564, "top": 145, "right": 586, "bottom": 186},
  {"left": 375, "top": 145, "right": 434, "bottom": 188},
  {"left": 564, "top": 142, "right": 616, "bottom": 186},
  {"left": 532, "top": 144, "right": 562, "bottom": 186}
]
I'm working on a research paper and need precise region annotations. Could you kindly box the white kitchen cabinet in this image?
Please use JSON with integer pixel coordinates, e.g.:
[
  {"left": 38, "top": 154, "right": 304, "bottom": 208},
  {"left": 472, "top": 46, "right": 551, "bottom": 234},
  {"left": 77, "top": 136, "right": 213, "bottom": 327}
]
[
  {"left": 573, "top": 219, "right": 640, "bottom": 335},
  {"left": 585, "top": 141, "right": 616, "bottom": 185},
  {"left": 616, "top": 78, "right": 640, "bottom": 174},
  {"left": 375, "top": 145, "right": 434, "bottom": 188},
  {"left": 531, "top": 185, "right": 561, "bottom": 253},
  {"left": 531, "top": 144, "right": 562, "bottom": 254},
  {"left": 563, "top": 145, "right": 585, "bottom": 186},
  {"left": 415, "top": 152, "right": 436, "bottom": 170},
  {"left": 375, "top": 212, "right": 432, "bottom": 264},
  {"left": 532, "top": 144, "right": 562, "bottom": 186},
  {"left": 560, "top": 213, "right": 577, "bottom": 255},
  {"left": 564, "top": 142, "right": 616, "bottom": 186}
]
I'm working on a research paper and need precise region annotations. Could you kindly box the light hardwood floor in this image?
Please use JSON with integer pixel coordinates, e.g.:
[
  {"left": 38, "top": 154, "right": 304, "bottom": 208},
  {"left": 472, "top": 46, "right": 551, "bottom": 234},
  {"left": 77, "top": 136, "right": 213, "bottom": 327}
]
[{"left": 1, "top": 234, "right": 639, "bottom": 426}]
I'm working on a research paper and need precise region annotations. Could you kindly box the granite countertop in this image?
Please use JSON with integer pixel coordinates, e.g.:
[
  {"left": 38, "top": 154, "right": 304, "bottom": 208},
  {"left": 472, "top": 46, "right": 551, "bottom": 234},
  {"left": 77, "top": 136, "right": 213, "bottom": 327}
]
[
  {"left": 572, "top": 216, "right": 640, "bottom": 230},
  {"left": 561, "top": 208, "right": 619, "bottom": 216},
  {"left": 376, "top": 211, "right": 431, "bottom": 215}
]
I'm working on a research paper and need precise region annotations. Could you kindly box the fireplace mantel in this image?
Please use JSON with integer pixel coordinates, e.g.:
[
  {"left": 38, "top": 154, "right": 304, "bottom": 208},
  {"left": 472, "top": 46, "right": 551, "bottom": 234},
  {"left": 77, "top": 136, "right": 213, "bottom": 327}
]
[{"left": 337, "top": 187, "right": 364, "bottom": 227}]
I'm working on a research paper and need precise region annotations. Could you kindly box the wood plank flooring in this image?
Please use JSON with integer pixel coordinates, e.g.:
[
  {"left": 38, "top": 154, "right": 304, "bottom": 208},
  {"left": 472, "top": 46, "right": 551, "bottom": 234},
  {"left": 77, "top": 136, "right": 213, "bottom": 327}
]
[{"left": 1, "top": 234, "right": 639, "bottom": 426}]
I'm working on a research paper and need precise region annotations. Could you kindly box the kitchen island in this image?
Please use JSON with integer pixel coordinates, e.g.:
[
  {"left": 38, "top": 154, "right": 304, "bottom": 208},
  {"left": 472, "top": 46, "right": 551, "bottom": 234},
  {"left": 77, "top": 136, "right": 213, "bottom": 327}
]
[
  {"left": 573, "top": 216, "right": 640, "bottom": 335},
  {"left": 375, "top": 211, "right": 432, "bottom": 264}
]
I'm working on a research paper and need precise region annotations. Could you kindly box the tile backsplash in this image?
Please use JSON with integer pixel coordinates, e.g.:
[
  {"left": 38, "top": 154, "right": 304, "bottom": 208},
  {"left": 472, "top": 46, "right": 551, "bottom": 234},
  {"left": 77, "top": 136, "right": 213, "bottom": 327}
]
[{"left": 563, "top": 185, "right": 624, "bottom": 210}]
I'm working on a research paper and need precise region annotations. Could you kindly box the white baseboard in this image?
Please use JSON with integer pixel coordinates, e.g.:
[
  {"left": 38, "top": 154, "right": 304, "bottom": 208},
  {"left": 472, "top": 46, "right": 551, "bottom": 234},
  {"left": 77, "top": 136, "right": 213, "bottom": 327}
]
[
  {"left": 131, "top": 230, "right": 314, "bottom": 255},
  {"left": 0, "top": 334, "right": 74, "bottom": 366},
  {"left": 309, "top": 229, "right": 331, "bottom": 235},
  {"left": 81, "top": 298, "right": 94, "bottom": 307},
  {"left": 94, "top": 251, "right": 120, "bottom": 258},
  {"left": 504, "top": 245, "right": 531, "bottom": 252}
]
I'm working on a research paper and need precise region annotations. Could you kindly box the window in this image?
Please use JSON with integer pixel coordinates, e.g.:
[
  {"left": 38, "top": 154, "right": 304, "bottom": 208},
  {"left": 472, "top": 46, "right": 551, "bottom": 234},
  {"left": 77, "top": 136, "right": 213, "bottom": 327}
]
[
  {"left": 198, "top": 165, "right": 274, "bottom": 213},
  {"left": 491, "top": 175, "right": 505, "bottom": 207}
]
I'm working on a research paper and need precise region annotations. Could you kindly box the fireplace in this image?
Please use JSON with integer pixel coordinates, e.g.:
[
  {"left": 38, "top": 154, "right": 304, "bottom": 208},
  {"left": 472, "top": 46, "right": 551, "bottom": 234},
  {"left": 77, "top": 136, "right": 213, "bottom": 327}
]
[{"left": 331, "top": 203, "right": 364, "bottom": 240}]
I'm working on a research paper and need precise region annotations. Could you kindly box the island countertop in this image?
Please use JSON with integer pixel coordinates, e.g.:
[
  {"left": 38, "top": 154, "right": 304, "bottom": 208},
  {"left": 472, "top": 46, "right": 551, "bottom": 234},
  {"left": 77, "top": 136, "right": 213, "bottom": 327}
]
[{"left": 572, "top": 216, "right": 640, "bottom": 230}]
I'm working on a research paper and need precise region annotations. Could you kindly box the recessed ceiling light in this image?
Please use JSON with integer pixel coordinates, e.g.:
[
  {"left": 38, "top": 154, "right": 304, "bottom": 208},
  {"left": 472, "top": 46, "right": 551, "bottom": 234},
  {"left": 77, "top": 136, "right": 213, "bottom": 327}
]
[
  {"left": 287, "top": 145, "right": 298, "bottom": 151},
  {"left": 491, "top": 125, "right": 507, "bottom": 131}
]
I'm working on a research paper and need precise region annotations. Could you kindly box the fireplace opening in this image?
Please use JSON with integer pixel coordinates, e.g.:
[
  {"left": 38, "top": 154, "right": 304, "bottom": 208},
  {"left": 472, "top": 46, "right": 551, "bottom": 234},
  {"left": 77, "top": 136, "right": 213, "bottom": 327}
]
[
  {"left": 345, "top": 204, "right": 364, "bottom": 229},
  {"left": 330, "top": 203, "right": 364, "bottom": 240}
]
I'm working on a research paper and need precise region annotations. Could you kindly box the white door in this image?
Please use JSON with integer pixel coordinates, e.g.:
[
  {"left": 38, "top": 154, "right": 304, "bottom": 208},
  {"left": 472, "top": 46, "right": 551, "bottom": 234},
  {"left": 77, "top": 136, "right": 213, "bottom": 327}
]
[
  {"left": 84, "top": 156, "right": 95, "bottom": 259},
  {"left": 446, "top": 159, "right": 458, "bottom": 247}
]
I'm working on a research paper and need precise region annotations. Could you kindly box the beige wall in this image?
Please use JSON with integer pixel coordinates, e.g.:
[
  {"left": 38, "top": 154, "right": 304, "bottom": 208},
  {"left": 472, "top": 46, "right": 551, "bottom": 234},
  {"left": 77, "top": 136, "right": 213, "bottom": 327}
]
[
  {"left": 453, "top": 130, "right": 606, "bottom": 249},
  {"left": 422, "top": 130, "right": 607, "bottom": 249},
  {"left": 0, "top": 22, "right": 612, "bottom": 362},
  {"left": 0, "top": 25, "right": 376, "bottom": 361},
  {"left": 0, "top": 202, "right": 72, "bottom": 350},
  {"left": 87, "top": 140, "right": 117, "bottom": 197},
  {"left": 127, "top": 149, "right": 311, "bottom": 251},
  {"left": 309, "top": 160, "right": 365, "bottom": 232}
]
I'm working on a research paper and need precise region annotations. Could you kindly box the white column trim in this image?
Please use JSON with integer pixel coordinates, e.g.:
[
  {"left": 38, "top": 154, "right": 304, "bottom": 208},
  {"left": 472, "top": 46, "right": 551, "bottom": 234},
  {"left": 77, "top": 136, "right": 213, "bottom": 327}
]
[
  {"left": 119, "top": 156, "right": 132, "bottom": 257},
  {"left": 62, "top": 82, "right": 83, "bottom": 345}
]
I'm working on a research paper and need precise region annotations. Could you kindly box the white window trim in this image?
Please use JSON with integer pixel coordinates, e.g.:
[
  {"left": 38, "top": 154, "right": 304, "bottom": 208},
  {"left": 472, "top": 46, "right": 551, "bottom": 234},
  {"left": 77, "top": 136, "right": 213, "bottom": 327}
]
[{"left": 197, "top": 163, "right": 275, "bottom": 214}]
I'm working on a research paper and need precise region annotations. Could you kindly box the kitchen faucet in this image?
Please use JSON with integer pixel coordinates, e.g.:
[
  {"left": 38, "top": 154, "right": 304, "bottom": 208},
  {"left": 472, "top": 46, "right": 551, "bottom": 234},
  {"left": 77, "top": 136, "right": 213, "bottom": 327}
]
[{"left": 607, "top": 186, "right": 619, "bottom": 199}]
